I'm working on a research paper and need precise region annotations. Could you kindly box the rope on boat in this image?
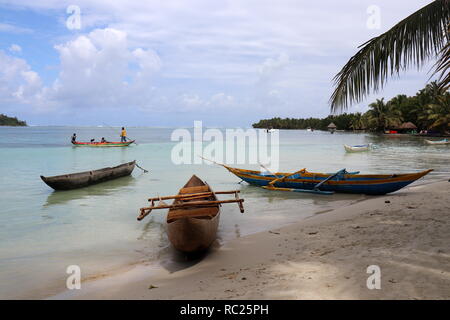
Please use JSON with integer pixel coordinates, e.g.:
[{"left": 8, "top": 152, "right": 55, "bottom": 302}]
[
  {"left": 198, "top": 155, "right": 228, "bottom": 167},
  {"left": 136, "top": 162, "right": 149, "bottom": 173}
]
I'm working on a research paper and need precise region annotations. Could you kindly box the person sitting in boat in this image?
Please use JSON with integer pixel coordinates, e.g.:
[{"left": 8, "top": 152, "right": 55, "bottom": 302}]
[
  {"left": 101, "top": 137, "right": 107, "bottom": 143},
  {"left": 71, "top": 133, "right": 77, "bottom": 143},
  {"left": 120, "top": 127, "right": 127, "bottom": 142},
  {"left": 90, "top": 138, "right": 95, "bottom": 143}
]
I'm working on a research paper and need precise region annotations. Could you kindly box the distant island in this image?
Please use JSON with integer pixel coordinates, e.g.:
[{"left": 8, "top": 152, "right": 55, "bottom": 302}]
[
  {"left": 253, "top": 82, "right": 449, "bottom": 134},
  {"left": 0, "top": 114, "right": 27, "bottom": 126}
]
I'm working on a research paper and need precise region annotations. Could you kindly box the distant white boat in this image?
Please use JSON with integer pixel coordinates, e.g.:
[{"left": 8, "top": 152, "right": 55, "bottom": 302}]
[
  {"left": 425, "top": 139, "right": 449, "bottom": 145},
  {"left": 344, "top": 144, "right": 372, "bottom": 152},
  {"left": 266, "top": 128, "right": 276, "bottom": 133}
]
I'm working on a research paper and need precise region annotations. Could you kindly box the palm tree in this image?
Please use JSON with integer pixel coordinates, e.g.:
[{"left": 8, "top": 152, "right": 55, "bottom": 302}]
[
  {"left": 419, "top": 94, "right": 450, "bottom": 132},
  {"left": 366, "top": 98, "right": 403, "bottom": 131},
  {"left": 350, "top": 112, "right": 365, "bottom": 130},
  {"left": 330, "top": 0, "right": 450, "bottom": 111}
]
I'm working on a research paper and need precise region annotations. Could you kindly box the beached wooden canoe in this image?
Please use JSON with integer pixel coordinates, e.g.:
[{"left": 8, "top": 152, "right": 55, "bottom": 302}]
[
  {"left": 425, "top": 139, "right": 449, "bottom": 145},
  {"left": 72, "top": 140, "right": 135, "bottom": 147},
  {"left": 344, "top": 144, "right": 372, "bottom": 152},
  {"left": 41, "top": 161, "right": 136, "bottom": 190},
  {"left": 137, "top": 175, "right": 244, "bottom": 253},
  {"left": 167, "top": 175, "right": 221, "bottom": 252},
  {"left": 221, "top": 165, "right": 433, "bottom": 195}
]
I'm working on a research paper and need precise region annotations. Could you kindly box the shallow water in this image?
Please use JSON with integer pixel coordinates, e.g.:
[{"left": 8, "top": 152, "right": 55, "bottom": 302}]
[{"left": 0, "top": 126, "right": 448, "bottom": 298}]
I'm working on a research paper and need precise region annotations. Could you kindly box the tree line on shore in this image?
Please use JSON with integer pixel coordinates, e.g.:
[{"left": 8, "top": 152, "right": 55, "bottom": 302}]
[
  {"left": 253, "top": 82, "right": 450, "bottom": 133},
  {"left": 0, "top": 114, "right": 27, "bottom": 126}
]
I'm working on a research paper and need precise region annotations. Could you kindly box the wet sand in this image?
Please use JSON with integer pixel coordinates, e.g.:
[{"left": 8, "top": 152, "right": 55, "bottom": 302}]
[{"left": 51, "top": 180, "right": 450, "bottom": 300}]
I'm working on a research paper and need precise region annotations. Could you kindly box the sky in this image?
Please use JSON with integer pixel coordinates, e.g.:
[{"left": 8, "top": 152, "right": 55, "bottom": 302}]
[{"left": 0, "top": 0, "right": 439, "bottom": 126}]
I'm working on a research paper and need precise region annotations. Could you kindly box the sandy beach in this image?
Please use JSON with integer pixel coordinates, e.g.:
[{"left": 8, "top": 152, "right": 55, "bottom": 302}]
[{"left": 51, "top": 179, "right": 450, "bottom": 300}]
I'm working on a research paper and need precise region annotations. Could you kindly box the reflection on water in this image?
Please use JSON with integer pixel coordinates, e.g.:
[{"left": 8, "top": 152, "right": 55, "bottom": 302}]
[{"left": 44, "top": 175, "right": 136, "bottom": 206}]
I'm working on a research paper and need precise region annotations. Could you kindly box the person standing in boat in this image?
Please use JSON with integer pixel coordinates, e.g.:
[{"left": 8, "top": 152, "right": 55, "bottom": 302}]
[
  {"left": 120, "top": 127, "right": 127, "bottom": 142},
  {"left": 71, "top": 133, "right": 77, "bottom": 143}
]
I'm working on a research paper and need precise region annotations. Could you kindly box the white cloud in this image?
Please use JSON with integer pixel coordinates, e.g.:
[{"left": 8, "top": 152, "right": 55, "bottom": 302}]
[
  {"left": 0, "top": 50, "right": 42, "bottom": 105},
  {"left": 0, "top": 0, "right": 437, "bottom": 124},
  {"left": 8, "top": 44, "right": 22, "bottom": 53},
  {"left": 259, "top": 53, "right": 290, "bottom": 77},
  {"left": 48, "top": 28, "right": 161, "bottom": 110},
  {"left": 0, "top": 23, "right": 32, "bottom": 34}
]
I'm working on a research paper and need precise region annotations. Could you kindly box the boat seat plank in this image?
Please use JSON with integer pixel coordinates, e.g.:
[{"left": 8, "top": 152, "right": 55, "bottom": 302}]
[
  {"left": 167, "top": 206, "right": 218, "bottom": 222},
  {"left": 179, "top": 185, "right": 210, "bottom": 194}
]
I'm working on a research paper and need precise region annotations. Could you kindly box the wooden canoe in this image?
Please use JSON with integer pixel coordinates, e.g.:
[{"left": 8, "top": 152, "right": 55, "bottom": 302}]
[
  {"left": 41, "top": 161, "right": 136, "bottom": 190},
  {"left": 166, "top": 175, "right": 220, "bottom": 253},
  {"left": 223, "top": 165, "right": 433, "bottom": 195},
  {"left": 72, "top": 140, "right": 135, "bottom": 147}
]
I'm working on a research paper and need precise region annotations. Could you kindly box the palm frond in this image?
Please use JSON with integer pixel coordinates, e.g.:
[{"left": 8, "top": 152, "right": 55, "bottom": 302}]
[
  {"left": 330, "top": 0, "right": 450, "bottom": 112},
  {"left": 433, "top": 34, "right": 450, "bottom": 90}
]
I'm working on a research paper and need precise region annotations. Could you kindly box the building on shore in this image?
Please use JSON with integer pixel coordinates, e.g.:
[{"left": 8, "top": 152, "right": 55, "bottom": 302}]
[{"left": 327, "top": 122, "right": 337, "bottom": 133}]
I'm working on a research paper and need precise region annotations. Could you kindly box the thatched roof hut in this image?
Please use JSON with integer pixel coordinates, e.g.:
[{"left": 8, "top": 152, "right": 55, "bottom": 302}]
[
  {"left": 327, "top": 122, "right": 337, "bottom": 129},
  {"left": 399, "top": 122, "right": 417, "bottom": 129}
]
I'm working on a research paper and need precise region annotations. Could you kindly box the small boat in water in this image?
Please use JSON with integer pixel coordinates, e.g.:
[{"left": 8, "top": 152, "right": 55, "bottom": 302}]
[
  {"left": 221, "top": 165, "right": 432, "bottom": 195},
  {"left": 425, "top": 139, "right": 449, "bottom": 145},
  {"left": 344, "top": 144, "right": 372, "bottom": 152},
  {"left": 41, "top": 161, "right": 136, "bottom": 190},
  {"left": 72, "top": 140, "right": 135, "bottom": 147},
  {"left": 138, "top": 175, "right": 244, "bottom": 253}
]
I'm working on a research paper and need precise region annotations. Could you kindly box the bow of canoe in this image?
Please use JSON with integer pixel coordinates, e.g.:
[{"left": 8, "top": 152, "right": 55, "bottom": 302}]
[{"left": 41, "top": 161, "right": 136, "bottom": 190}]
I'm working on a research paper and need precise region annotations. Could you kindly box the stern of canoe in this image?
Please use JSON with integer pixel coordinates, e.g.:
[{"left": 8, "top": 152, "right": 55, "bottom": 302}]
[
  {"left": 167, "top": 175, "right": 220, "bottom": 252},
  {"left": 167, "top": 214, "right": 220, "bottom": 252}
]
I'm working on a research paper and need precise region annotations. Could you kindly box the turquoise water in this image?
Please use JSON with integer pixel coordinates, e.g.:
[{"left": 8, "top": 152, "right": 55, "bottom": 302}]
[{"left": 0, "top": 126, "right": 448, "bottom": 299}]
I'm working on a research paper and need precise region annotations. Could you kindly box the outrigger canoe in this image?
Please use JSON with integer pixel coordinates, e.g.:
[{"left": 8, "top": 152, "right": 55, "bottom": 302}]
[
  {"left": 72, "top": 140, "right": 135, "bottom": 147},
  {"left": 138, "top": 175, "right": 244, "bottom": 253},
  {"left": 41, "top": 161, "right": 136, "bottom": 190},
  {"left": 222, "top": 165, "right": 432, "bottom": 195}
]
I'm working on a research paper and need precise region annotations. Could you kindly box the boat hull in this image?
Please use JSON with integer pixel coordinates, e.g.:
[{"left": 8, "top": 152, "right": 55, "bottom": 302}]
[
  {"left": 225, "top": 167, "right": 432, "bottom": 195},
  {"left": 425, "top": 139, "right": 449, "bottom": 145},
  {"left": 41, "top": 161, "right": 136, "bottom": 190},
  {"left": 72, "top": 140, "right": 135, "bottom": 147},
  {"left": 167, "top": 213, "right": 220, "bottom": 253},
  {"left": 167, "top": 175, "right": 220, "bottom": 253},
  {"left": 344, "top": 144, "right": 370, "bottom": 152}
]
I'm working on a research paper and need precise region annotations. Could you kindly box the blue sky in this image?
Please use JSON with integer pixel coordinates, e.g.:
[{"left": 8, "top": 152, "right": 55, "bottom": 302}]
[{"left": 0, "top": 0, "right": 438, "bottom": 126}]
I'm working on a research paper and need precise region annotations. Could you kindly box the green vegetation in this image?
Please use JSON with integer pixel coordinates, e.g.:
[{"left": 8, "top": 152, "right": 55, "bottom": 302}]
[
  {"left": 0, "top": 114, "right": 27, "bottom": 126},
  {"left": 253, "top": 82, "right": 450, "bottom": 133}
]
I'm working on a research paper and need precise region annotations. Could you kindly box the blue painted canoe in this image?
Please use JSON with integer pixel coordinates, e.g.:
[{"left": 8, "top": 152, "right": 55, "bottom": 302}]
[{"left": 223, "top": 166, "right": 433, "bottom": 195}]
